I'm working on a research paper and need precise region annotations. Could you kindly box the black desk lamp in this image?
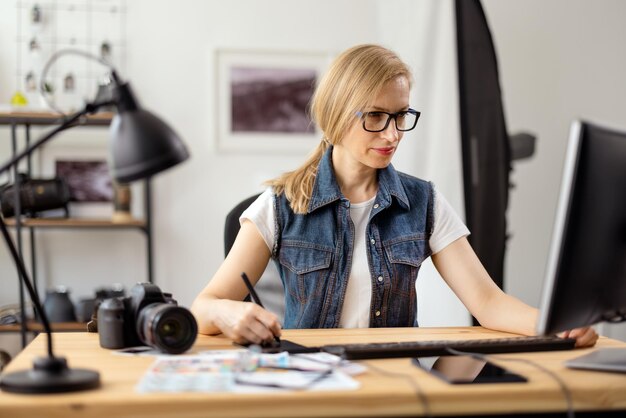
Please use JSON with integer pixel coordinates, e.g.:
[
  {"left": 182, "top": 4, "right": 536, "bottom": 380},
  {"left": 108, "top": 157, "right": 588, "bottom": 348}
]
[{"left": 0, "top": 50, "right": 189, "bottom": 393}]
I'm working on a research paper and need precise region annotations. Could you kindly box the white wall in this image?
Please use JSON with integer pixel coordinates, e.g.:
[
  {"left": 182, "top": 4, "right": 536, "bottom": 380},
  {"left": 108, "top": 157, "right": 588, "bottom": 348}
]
[{"left": 1, "top": 0, "right": 625, "bottom": 355}]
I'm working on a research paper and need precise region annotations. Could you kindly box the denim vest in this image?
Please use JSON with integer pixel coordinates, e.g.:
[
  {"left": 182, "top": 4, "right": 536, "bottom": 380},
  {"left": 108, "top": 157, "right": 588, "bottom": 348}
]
[{"left": 272, "top": 146, "right": 434, "bottom": 329}]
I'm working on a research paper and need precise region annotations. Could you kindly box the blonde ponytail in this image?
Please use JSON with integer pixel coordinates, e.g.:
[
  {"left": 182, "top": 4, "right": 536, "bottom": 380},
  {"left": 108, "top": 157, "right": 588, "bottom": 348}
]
[{"left": 265, "top": 140, "right": 329, "bottom": 214}]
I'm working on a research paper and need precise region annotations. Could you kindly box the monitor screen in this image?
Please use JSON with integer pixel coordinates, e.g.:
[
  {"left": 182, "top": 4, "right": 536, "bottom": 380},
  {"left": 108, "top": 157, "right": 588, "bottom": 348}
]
[{"left": 537, "top": 120, "right": 626, "bottom": 336}]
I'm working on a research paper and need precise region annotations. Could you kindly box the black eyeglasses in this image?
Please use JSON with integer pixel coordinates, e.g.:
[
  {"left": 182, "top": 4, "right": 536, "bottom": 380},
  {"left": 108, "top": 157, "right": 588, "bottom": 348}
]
[{"left": 356, "top": 108, "right": 421, "bottom": 132}]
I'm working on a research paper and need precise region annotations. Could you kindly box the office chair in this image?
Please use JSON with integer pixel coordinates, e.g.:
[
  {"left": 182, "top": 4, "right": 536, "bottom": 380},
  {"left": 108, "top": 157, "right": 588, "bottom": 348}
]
[
  {"left": 224, "top": 194, "right": 261, "bottom": 257},
  {"left": 224, "top": 194, "right": 285, "bottom": 323}
]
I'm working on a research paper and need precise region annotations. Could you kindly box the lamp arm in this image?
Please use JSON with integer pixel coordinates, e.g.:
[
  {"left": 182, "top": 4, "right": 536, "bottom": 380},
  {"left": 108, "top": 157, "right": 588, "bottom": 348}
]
[{"left": 0, "top": 216, "right": 53, "bottom": 357}]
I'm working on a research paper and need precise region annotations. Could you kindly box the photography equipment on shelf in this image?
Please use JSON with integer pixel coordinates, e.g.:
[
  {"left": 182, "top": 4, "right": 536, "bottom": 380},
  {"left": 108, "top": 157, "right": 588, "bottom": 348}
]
[
  {"left": 75, "top": 298, "right": 95, "bottom": 323},
  {"left": 86, "top": 284, "right": 127, "bottom": 330},
  {"left": 0, "top": 173, "right": 70, "bottom": 218},
  {"left": 77, "top": 284, "right": 126, "bottom": 323},
  {"left": 43, "top": 286, "right": 77, "bottom": 323},
  {"left": 98, "top": 283, "right": 197, "bottom": 354}
]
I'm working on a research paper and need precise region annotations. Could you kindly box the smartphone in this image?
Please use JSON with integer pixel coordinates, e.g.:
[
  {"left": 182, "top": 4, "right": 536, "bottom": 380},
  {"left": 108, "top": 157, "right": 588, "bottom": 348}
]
[{"left": 412, "top": 355, "right": 527, "bottom": 384}]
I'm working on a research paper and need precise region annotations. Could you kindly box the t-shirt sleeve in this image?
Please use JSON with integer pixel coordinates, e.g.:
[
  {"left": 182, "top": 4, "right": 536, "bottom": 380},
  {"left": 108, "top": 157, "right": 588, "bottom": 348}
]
[
  {"left": 429, "top": 185, "right": 470, "bottom": 254},
  {"left": 239, "top": 188, "right": 275, "bottom": 252}
]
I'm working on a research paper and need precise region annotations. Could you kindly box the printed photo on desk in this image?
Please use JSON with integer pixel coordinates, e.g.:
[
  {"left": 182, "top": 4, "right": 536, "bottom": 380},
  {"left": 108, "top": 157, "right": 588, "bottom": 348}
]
[{"left": 215, "top": 49, "right": 332, "bottom": 153}]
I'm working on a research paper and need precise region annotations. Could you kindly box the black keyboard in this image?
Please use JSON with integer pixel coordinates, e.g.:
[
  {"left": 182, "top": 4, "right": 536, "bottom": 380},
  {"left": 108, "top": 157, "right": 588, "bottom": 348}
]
[{"left": 321, "top": 335, "right": 577, "bottom": 360}]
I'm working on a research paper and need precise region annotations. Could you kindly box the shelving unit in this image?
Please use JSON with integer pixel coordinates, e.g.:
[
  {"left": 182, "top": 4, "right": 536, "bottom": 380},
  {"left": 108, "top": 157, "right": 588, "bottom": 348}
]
[{"left": 0, "top": 110, "right": 153, "bottom": 344}]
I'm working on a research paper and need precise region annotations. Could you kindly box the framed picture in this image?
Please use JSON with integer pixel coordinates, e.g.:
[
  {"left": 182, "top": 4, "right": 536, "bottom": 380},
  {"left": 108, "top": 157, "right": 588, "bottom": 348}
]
[
  {"left": 38, "top": 144, "right": 121, "bottom": 218},
  {"left": 216, "top": 49, "right": 332, "bottom": 152},
  {"left": 55, "top": 160, "right": 113, "bottom": 202}
]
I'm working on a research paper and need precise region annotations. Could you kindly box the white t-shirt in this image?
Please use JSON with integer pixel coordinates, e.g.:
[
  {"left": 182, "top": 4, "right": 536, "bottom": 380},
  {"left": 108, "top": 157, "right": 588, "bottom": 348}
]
[{"left": 240, "top": 185, "right": 469, "bottom": 328}]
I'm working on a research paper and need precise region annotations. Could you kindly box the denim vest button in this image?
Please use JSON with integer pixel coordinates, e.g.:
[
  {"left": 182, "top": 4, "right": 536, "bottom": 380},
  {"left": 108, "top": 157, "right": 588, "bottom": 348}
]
[
  {"left": 370, "top": 238, "right": 375, "bottom": 245},
  {"left": 373, "top": 203, "right": 379, "bottom": 209},
  {"left": 377, "top": 276, "right": 383, "bottom": 282}
]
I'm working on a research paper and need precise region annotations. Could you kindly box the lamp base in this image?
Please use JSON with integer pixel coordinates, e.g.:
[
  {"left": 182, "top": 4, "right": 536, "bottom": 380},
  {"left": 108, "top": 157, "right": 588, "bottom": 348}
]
[{"left": 0, "top": 356, "right": 100, "bottom": 394}]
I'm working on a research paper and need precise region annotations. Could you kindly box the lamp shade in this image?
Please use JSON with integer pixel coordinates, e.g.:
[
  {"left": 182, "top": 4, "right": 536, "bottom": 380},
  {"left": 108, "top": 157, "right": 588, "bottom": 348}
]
[{"left": 108, "top": 82, "right": 189, "bottom": 183}]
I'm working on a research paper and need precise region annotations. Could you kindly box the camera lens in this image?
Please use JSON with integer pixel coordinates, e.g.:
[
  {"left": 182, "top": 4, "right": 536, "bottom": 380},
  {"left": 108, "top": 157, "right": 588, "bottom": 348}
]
[{"left": 137, "top": 303, "right": 197, "bottom": 354}]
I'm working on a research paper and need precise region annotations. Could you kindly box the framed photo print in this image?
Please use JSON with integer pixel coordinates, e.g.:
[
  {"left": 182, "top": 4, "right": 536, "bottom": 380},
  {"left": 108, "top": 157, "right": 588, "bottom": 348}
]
[
  {"left": 216, "top": 49, "right": 332, "bottom": 152},
  {"left": 55, "top": 160, "right": 113, "bottom": 202}
]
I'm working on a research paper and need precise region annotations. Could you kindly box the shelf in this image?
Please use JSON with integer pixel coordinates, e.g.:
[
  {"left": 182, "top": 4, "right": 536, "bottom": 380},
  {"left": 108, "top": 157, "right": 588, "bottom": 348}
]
[
  {"left": 0, "top": 111, "right": 114, "bottom": 126},
  {"left": 2, "top": 112, "right": 154, "bottom": 347},
  {"left": 4, "top": 218, "right": 146, "bottom": 229},
  {"left": 0, "top": 321, "right": 88, "bottom": 333}
]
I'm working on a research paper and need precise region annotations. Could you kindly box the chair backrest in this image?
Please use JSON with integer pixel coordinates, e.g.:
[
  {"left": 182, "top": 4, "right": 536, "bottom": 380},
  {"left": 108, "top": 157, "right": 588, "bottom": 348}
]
[{"left": 224, "top": 194, "right": 261, "bottom": 257}]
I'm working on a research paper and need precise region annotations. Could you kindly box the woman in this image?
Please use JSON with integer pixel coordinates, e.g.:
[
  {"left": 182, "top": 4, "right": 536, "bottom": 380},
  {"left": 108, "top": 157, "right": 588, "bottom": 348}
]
[{"left": 191, "top": 44, "right": 597, "bottom": 348}]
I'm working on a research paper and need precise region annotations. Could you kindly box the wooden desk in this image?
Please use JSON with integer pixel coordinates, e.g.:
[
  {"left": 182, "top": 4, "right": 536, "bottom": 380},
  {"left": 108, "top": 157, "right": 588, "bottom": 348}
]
[{"left": 1, "top": 327, "right": 625, "bottom": 417}]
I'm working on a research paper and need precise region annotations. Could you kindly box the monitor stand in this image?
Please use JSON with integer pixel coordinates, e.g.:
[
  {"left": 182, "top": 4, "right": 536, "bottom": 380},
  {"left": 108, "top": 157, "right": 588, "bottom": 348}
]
[{"left": 565, "top": 348, "right": 626, "bottom": 373}]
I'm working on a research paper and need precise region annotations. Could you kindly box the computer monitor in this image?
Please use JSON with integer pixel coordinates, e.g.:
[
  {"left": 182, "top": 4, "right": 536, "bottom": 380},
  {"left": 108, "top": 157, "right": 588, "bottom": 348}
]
[{"left": 537, "top": 120, "right": 626, "bottom": 372}]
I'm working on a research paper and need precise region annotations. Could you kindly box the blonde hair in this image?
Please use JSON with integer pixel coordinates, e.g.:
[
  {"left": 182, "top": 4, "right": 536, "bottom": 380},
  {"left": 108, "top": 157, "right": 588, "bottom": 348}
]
[{"left": 266, "top": 44, "right": 412, "bottom": 214}]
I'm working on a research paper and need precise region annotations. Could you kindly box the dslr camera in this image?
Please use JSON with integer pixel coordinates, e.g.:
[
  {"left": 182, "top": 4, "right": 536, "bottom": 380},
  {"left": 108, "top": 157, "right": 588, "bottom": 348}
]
[{"left": 98, "top": 283, "right": 197, "bottom": 354}]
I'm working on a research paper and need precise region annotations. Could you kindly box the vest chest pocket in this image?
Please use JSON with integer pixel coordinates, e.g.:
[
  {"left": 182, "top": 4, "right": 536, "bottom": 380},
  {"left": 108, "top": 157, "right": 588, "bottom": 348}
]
[
  {"left": 383, "top": 236, "right": 429, "bottom": 297},
  {"left": 278, "top": 241, "right": 334, "bottom": 303}
]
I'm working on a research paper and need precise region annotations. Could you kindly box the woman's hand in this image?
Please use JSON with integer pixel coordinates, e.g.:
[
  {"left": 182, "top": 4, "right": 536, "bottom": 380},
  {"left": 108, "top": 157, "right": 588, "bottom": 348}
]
[
  {"left": 559, "top": 327, "right": 599, "bottom": 348},
  {"left": 191, "top": 220, "right": 279, "bottom": 343},
  {"left": 214, "top": 299, "right": 282, "bottom": 346}
]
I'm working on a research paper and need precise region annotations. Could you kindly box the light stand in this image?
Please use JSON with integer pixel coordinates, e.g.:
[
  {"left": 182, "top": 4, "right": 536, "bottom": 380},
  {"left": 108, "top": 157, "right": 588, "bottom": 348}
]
[{"left": 0, "top": 50, "right": 189, "bottom": 393}]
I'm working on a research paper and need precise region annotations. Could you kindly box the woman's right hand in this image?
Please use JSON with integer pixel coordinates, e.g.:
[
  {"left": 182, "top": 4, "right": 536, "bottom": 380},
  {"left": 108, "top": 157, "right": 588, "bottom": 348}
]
[
  {"left": 213, "top": 299, "right": 282, "bottom": 345},
  {"left": 191, "top": 219, "right": 279, "bottom": 344}
]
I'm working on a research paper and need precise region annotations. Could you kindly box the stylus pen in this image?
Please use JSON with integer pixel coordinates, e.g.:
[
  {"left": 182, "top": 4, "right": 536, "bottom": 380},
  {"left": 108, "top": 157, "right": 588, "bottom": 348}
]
[{"left": 240, "top": 272, "right": 281, "bottom": 344}]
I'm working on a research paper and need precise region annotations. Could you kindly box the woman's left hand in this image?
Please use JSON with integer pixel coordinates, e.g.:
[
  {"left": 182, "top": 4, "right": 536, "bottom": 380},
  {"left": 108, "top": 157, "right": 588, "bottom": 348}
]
[{"left": 559, "top": 327, "right": 599, "bottom": 348}]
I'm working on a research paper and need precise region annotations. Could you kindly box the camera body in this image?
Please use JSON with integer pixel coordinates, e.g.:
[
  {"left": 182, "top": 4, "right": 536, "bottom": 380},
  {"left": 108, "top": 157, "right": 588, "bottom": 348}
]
[{"left": 98, "top": 283, "right": 197, "bottom": 354}]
